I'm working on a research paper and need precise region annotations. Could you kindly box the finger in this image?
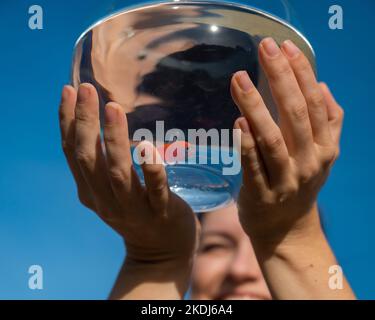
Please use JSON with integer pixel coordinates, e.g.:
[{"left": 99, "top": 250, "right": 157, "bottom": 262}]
[
  {"left": 281, "top": 40, "right": 331, "bottom": 146},
  {"left": 231, "top": 71, "right": 290, "bottom": 188},
  {"left": 74, "top": 83, "right": 114, "bottom": 210},
  {"left": 137, "top": 140, "right": 170, "bottom": 215},
  {"left": 234, "top": 117, "right": 269, "bottom": 195},
  {"left": 58, "top": 85, "right": 95, "bottom": 209},
  {"left": 103, "top": 102, "right": 142, "bottom": 202},
  {"left": 259, "top": 37, "right": 314, "bottom": 158},
  {"left": 319, "top": 82, "right": 344, "bottom": 146}
]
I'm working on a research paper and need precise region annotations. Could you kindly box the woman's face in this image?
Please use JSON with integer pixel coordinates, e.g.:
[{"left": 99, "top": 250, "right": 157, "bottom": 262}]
[{"left": 191, "top": 204, "right": 271, "bottom": 300}]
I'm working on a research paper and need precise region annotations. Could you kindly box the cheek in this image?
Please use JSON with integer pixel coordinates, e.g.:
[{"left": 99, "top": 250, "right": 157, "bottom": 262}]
[{"left": 191, "top": 254, "right": 231, "bottom": 299}]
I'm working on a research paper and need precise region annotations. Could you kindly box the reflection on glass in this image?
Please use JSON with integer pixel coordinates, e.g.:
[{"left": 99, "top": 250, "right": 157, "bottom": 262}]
[{"left": 72, "top": 1, "right": 315, "bottom": 212}]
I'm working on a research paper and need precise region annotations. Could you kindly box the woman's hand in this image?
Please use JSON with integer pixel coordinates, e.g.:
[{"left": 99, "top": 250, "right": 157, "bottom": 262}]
[
  {"left": 231, "top": 38, "right": 343, "bottom": 246},
  {"left": 58, "top": 84, "right": 199, "bottom": 299},
  {"left": 230, "top": 38, "right": 354, "bottom": 299}
]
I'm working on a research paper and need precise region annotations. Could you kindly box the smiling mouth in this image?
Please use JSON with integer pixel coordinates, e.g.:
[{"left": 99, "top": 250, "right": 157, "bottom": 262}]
[{"left": 216, "top": 292, "right": 270, "bottom": 300}]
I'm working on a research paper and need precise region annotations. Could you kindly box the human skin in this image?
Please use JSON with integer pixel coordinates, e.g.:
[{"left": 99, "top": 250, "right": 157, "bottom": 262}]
[
  {"left": 231, "top": 38, "right": 355, "bottom": 299},
  {"left": 59, "top": 83, "right": 200, "bottom": 299},
  {"left": 59, "top": 37, "right": 355, "bottom": 299},
  {"left": 191, "top": 203, "right": 271, "bottom": 300}
]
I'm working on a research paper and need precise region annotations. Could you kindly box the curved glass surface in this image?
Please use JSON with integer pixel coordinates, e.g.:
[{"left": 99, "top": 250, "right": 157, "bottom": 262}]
[{"left": 71, "top": 1, "right": 315, "bottom": 212}]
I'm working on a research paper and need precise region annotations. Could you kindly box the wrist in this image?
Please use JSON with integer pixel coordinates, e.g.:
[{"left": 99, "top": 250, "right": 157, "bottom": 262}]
[
  {"left": 122, "top": 237, "right": 197, "bottom": 272},
  {"left": 243, "top": 202, "right": 324, "bottom": 259},
  {"left": 124, "top": 254, "right": 194, "bottom": 274},
  {"left": 113, "top": 257, "right": 193, "bottom": 300}
]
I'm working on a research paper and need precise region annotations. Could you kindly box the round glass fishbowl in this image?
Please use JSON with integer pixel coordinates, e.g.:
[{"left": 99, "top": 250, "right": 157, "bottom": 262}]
[{"left": 71, "top": 0, "right": 315, "bottom": 212}]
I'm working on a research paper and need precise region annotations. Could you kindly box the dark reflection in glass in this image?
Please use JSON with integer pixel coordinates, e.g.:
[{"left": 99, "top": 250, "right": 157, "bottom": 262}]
[{"left": 127, "top": 24, "right": 259, "bottom": 137}]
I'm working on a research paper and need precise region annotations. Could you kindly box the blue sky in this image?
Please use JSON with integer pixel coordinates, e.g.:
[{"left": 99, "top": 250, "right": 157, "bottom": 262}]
[{"left": 0, "top": 0, "right": 374, "bottom": 299}]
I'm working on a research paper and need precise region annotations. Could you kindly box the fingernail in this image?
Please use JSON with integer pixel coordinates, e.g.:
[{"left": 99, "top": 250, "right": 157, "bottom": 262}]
[
  {"left": 238, "top": 118, "right": 250, "bottom": 134},
  {"left": 105, "top": 103, "right": 118, "bottom": 124},
  {"left": 282, "top": 40, "right": 300, "bottom": 58},
  {"left": 235, "top": 71, "right": 254, "bottom": 92},
  {"left": 261, "top": 37, "right": 280, "bottom": 57},
  {"left": 77, "top": 84, "right": 90, "bottom": 102}
]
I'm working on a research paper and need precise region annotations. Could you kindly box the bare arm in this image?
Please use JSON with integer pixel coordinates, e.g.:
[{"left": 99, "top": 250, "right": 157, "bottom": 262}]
[
  {"left": 231, "top": 38, "right": 355, "bottom": 299},
  {"left": 109, "top": 257, "right": 193, "bottom": 300},
  {"left": 251, "top": 204, "right": 355, "bottom": 299},
  {"left": 58, "top": 84, "right": 199, "bottom": 300}
]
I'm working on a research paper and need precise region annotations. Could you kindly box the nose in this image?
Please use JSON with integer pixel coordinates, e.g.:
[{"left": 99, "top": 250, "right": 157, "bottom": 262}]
[{"left": 227, "top": 239, "right": 262, "bottom": 283}]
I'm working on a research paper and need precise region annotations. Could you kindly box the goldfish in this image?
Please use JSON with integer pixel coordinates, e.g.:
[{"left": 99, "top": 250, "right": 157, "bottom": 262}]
[
  {"left": 125, "top": 141, "right": 196, "bottom": 165},
  {"left": 156, "top": 141, "right": 195, "bottom": 164}
]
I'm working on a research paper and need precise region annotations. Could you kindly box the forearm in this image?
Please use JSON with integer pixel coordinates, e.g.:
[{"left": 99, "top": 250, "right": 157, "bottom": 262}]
[
  {"left": 109, "top": 258, "right": 193, "bottom": 300},
  {"left": 250, "top": 205, "right": 355, "bottom": 300}
]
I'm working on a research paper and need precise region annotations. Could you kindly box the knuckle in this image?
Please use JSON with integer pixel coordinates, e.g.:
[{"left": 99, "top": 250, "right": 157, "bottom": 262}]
[
  {"left": 241, "top": 140, "right": 263, "bottom": 175},
  {"left": 74, "top": 109, "right": 94, "bottom": 123},
  {"left": 256, "top": 193, "right": 273, "bottom": 206},
  {"left": 108, "top": 167, "right": 128, "bottom": 187},
  {"left": 246, "top": 158, "right": 262, "bottom": 176},
  {"left": 337, "top": 106, "right": 345, "bottom": 119},
  {"left": 241, "top": 137, "right": 257, "bottom": 156},
  {"left": 291, "top": 101, "right": 309, "bottom": 122},
  {"left": 61, "top": 140, "right": 75, "bottom": 156},
  {"left": 299, "top": 161, "right": 320, "bottom": 183},
  {"left": 75, "top": 149, "right": 95, "bottom": 165},
  {"left": 274, "top": 182, "right": 298, "bottom": 202},
  {"left": 149, "top": 181, "right": 168, "bottom": 195},
  {"left": 307, "top": 89, "right": 325, "bottom": 108},
  {"left": 322, "top": 147, "right": 339, "bottom": 167},
  {"left": 77, "top": 190, "right": 93, "bottom": 209},
  {"left": 58, "top": 107, "right": 67, "bottom": 122},
  {"left": 244, "top": 88, "right": 263, "bottom": 107},
  {"left": 103, "top": 129, "right": 118, "bottom": 145},
  {"left": 296, "top": 56, "right": 313, "bottom": 74},
  {"left": 269, "top": 60, "right": 293, "bottom": 81},
  {"left": 262, "top": 130, "right": 284, "bottom": 154}
]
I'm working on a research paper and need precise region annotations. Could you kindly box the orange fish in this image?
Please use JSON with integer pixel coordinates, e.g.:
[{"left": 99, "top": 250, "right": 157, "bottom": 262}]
[{"left": 156, "top": 141, "right": 195, "bottom": 164}]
